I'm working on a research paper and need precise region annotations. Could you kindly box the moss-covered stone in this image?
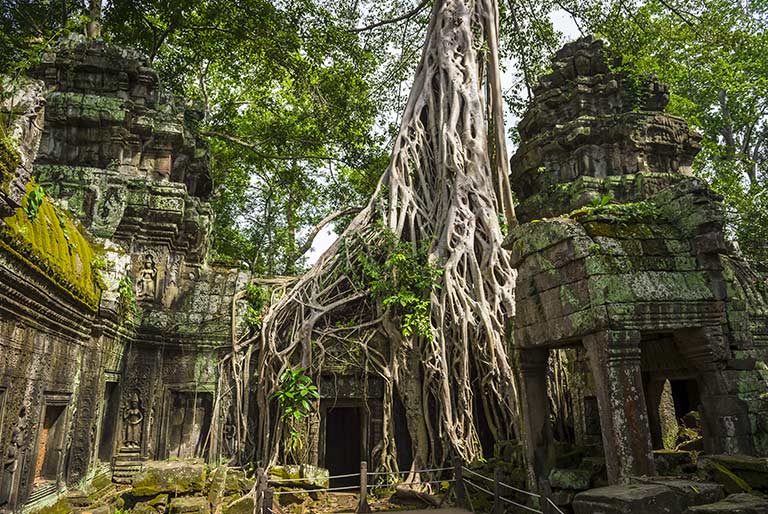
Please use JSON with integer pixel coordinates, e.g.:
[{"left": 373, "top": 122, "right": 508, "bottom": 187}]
[
  {"left": 131, "top": 460, "right": 207, "bottom": 496},
  {"left": 1, "top": 180, "right": 102, "bottom": 310},
  {"left": 169, "top": 496, "right": 211, "bottom": 514}
]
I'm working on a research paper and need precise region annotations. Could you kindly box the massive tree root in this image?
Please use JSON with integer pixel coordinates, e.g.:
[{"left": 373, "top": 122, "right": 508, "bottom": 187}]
[{"left": 240, "top": 0, "right": 520, "bottom": 479}]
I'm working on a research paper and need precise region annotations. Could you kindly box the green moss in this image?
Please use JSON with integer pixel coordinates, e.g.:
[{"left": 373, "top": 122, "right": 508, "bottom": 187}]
[
  {"left": 0, "top": 180, "right": 102, "bottom": 310},
  {"left": 0, "top": 128, "right": 21, "bottom": 193}
]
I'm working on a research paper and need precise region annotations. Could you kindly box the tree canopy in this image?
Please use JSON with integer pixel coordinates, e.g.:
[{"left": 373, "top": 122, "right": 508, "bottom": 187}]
[{"left": 2, "top": 0, "right": 766, "bottom": 265}]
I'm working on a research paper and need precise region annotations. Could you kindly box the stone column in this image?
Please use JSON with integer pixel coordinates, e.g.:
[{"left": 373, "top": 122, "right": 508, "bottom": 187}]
[
  {"left": 583, "top": 330, "right": 655, "bottom": 483},
  {"left": 514, "top": 347, "right": 554, "bottom": 493},
  {"left": 674, "top": 328, "right": 754, "bottom": 455}
]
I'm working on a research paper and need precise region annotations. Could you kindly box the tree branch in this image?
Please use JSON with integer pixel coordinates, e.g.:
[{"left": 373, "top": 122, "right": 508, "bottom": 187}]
[
  {"left": 284, "top": 207, "right": 362, "bottom": 272},
  {"left": 350, "top": 0, "right": 431, "bottom": 33},
  {"left": 201, "top": 130, "right": 349, "bottom": 164}
]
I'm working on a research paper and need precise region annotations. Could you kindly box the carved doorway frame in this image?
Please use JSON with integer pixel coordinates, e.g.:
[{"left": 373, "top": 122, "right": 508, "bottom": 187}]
[
  {"left": 157, "top": 382, "right": 216, "bottom": 461},
  {"left": 29, "top": 392, "right": 71, "bottom": 496}
]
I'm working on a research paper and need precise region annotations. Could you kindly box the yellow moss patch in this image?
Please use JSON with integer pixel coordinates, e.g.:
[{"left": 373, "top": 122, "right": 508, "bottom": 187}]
[
  {"left": 1, "top": 181, "right": 101, "bottom": 311},
  {"left": 0, "top": 129, "right": 21, "bottom": 193}
]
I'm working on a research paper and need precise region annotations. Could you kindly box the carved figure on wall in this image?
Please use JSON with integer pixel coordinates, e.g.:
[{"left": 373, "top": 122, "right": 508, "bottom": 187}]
[
  {"left": 136, "top": 253, "right": 157, "bottom": 300},
  {"left": 223, "top": 415, "right": 236, "bottom": 460},
  {"left": 1, "top": 408, "right": 26, "bottom": 506},
  {"left": 123, "top": 392, "right": 144, "bottom": 448}
]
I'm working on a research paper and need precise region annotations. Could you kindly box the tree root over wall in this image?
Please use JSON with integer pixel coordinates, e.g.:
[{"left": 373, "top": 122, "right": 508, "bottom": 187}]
[{"left": 232, "top": 0, "right": 521, "bottom": 486}]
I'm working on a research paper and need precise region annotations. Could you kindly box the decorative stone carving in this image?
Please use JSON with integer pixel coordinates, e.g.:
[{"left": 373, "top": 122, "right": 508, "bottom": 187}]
[
  {"left": 123, "top": 392, "right": 144, "bottom": 449},
  {"left": 136, "top": 254, "right": 158, "bottom": 301},
  {"left": 505, "top": 36, "right": 768, "bottom": 490}
]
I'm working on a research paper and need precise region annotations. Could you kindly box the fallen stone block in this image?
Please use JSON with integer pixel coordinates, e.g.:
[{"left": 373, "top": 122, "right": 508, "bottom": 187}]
[
  {"left": 131, "top": 460, "right": 207, "bottom": 497},
  {"left": 685, "top": 493, "right": 768, "bottom": 514},
  {"left": 573, "top": 484, "right": 681, "bottom": 514},
  {"left": 169, "top": 495, "right": 211, "bottom": 514},
  {"left": 549, "top": 468, "right": 592, "bottom": 490}
]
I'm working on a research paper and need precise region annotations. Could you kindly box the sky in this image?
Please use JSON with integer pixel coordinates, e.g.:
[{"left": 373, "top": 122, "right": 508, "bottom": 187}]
[{"left": 305, "top": 10, "right": 582, "bottom": 265}]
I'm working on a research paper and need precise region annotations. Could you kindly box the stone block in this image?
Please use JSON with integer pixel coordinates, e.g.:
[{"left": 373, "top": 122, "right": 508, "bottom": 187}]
[
  {"left": 169, "top": 496, "right": 211, "bottom": 514},
  {"left": 573, "top": 484, "right": 681, "bottom": 514},
  {"left": 549, "top": 468, "right": 592, "bottom": 490},
  {"left": 685, "top": 493, "right": 768, "bottom": 514},
  {"left": 654, "top": 450, "right": 697, "bottom": 475},
  {"left": 131, "top": 460, "right": 207, "bottom": 496},
  {"left": 633, "top": 478, "right": 723, "bottom": 508},
  {"left": 708, "top": 455, "right": 768, "bottom": 492}
]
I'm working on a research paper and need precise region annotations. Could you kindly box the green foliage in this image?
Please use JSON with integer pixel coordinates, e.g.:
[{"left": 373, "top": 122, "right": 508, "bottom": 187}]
[
  {"left": 244, "top": 283, "right": 269, "bottom": 330},
  {"left": 118, "top": 275, "right": 138, "bottom": 317},
  {"left": 271, "top": 367, "right": 320, "bottom": 421},
  {"left": 358, "top": 227, "right": 443, "bottom": 339},
  {"left": 569, "top": 0, "right": 768, "bottom": 259},
  {"left": 0, "top": 126, "right": 21, "bottom": 190},
  {"left": 568, "top": 199, "right": 657, "bottom": 224},
  {"left": 23, "top": 182, "right": 44, "bottom": 221}
]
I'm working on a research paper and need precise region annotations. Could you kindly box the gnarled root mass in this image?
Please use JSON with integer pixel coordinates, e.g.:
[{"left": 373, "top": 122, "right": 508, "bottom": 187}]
[{"left": 238, "top": 0, "right": 520, "bottom": 481}]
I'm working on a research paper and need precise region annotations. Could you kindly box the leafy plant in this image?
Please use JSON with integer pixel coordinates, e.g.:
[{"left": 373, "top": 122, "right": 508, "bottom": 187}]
[
  {"left": 24, "top": 183, "right": 45, "bottom": 222},
  {"left": 271, "top": 367, "right": 320, "bottom": 462},
  {"left": 358, "top": 227, "right": 443, "bottom": 339},
  {"left": 118, "top": 274, "right": 138, "bottom": 317},
  {"left": 243, "top": 283, "right": 269, "bottom": 330},
  {"left": 271, "top": 367, "right": 320, "bottom": 421}
]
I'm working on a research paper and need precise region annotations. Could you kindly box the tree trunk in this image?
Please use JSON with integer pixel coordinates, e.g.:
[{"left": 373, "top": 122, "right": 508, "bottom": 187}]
[{"left": 238, "top": 0, "right": 519, "bottom": 475}]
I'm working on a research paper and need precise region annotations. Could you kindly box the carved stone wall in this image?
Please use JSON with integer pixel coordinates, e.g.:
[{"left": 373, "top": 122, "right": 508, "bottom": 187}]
[
  {"left": 505, "top": 37, "right": 768, "bottom": 493},
  {"left": 0, "top": 34, "right": 245, "bottom": 513}
]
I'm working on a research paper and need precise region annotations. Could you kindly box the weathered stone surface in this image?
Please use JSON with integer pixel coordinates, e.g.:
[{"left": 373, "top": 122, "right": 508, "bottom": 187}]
[
  {"left": 169, "top": 495, "right": 211, "bottom": 514},
  {"left": 706, "top": 455, "right": 768, "bottom": 492},
  {"left": 506, "top": 35, "right": 768, "bottom": 495},
  {"left": 685, "top": 493, "right": 768, "bottom": 514},
  {"left": 131, "top": 461, "right": 207, "bottom": 496},
  {"left": 269, "top": 464, "right": 329, "bottom": 489},
  {"left": 549, "top": 468, "right": 592, "bottom": 490},
  {"left": 632, "top": 478, "right": 724, "bottom": 507},
  {"left": 573, "top": 484, "right": 680, "bottom": 514}
]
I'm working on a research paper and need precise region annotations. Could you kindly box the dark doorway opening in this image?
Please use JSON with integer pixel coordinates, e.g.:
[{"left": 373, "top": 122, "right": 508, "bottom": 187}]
[
  {"left": 166, "top": 391, "right": 213, "bottom": 459},
  {"left": 98, "top": 382, "right": 120, "bottom": 463},
  {"left": 324, "top": 407, "right": 362, "bottom": 487},
  {"left": 670, "top": 379, "right": 700, "bottom": 418},
  {"left": 392, "top": 392, "right": 413, "bottom": 471},
  {"left": 35, "top": 404, "right": 67, "bottom": 484}
]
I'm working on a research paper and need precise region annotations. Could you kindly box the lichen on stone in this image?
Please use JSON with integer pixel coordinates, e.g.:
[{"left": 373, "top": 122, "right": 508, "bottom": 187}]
[{"left": 1, "top": 179, "right": 102, "bottom": 310}]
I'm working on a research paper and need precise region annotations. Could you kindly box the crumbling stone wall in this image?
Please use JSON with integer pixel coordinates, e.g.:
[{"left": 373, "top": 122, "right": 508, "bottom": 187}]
[
  {"left": 0, "top": 34, "right": 246, "bottom": 513},
  {"left": 505, "top": 37, "right": 768, "bottom": 493}
]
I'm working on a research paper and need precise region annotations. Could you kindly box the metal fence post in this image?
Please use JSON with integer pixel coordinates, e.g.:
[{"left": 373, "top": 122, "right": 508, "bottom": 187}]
[{"left": 356, "top": 460, "right": 371, "bottom": 513}]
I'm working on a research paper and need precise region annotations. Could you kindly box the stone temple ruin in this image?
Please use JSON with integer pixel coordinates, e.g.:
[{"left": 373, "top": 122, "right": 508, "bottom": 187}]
[
  {"left": 0, "top": 34, "right": 248, "bottom": 512},
  {"left": 0, "top": 31, "right": 766, "bottom": 514},
  {"left": 506, "top": 37, "right": 768, "bottom": 511}
]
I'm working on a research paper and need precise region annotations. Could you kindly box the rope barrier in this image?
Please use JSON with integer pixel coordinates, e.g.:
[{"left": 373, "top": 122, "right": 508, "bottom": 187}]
[
  {"left": 269, "top": 471, "right": 360, "bottom": 482},
  {"left": 498, "top": 495, "right": 545, "bottom": 514},
  {"left": 546, "top": 496, "right": 567, "bottom": 514},
  {"left": 463, "top": 478, "right": 495, "bottom": 497},
  {"left": 273, "top": 485, "right": 359, "bottom": 494},
  {"left": 461, "top": 467, "right": 495, "bottom": 483},
  {"left": 464, "top": 478, "right": 543, "bottom": 514}
]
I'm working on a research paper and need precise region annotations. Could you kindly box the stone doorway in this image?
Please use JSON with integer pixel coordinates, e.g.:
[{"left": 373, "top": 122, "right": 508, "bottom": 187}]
[
  {"left": 164, "top": 391, "right": 213, "bottom": 459},
  {"left": 323, "top": 406, "right": 362, "bottom": 487},
  {"left": 34, "top": 400, "right": 69, "bottom": 486},
  {"left": 98, "top": 381, "right": 120, "bottom": 463}
]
